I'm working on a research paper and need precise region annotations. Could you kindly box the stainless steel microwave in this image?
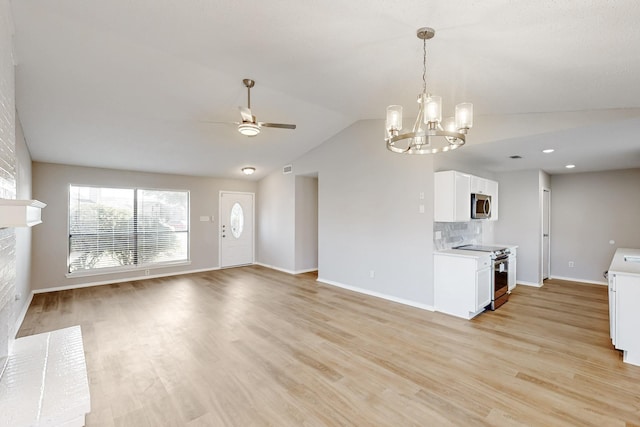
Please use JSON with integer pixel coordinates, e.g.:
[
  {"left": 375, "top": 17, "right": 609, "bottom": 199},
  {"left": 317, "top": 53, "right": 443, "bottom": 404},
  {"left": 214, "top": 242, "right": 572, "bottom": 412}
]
[{"left": 471, "top": 193, "right": 492, "bottom": 219}]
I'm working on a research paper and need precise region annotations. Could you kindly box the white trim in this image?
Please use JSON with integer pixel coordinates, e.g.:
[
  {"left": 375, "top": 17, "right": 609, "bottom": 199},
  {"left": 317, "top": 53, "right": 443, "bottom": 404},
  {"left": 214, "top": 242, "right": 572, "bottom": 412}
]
[
  {"left": 517, "top": 280, "right": 544, "bottom": 287},
  {"left": 13, "top": 292, "right": 34, "bottom": 337},
  {"left": 65, "top": 260, "right": 191, "bottom": 278},
  {"left": 316, "top": 277, "right": 434, "bottom": 312},
  {"left": 549, "top": 276, "right": 607, "bottom": 286},
  {"left": 254, "top": 262, "right": 317, "bottom": 275},
  {"left": 33, "top": 267, "right": 221, "bottom": 294}
]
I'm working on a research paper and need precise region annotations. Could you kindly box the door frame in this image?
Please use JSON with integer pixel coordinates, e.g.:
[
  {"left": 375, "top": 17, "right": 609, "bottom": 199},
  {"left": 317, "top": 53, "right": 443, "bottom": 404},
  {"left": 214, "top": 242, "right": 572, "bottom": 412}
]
[
  {"left": 541, "top": 188, "right": 551, "bottom": 281},
  {"left": 218, "top": 191, "right": 255, "bottom": 268}
]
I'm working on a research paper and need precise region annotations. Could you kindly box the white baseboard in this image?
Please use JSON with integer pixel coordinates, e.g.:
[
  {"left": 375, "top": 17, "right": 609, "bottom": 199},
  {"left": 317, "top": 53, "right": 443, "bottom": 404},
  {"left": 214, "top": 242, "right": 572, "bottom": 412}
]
[
  {"left": 32, "top": 266, "right": 221, "bottom": 294},
  {"left": 517, "top": 280, "right": 544, "bottom": 287},
  {"left": 254, "top": 262, "right": 317, "bottom": 275},
  {"left": 13, "top": 291, "right": 34, "bottom": 337},
  {"left": 549, "top": 275, "right": 607, "bottom": 286},
  {"left": 316, "top": 277, "right": 434, "bottom": 312}
]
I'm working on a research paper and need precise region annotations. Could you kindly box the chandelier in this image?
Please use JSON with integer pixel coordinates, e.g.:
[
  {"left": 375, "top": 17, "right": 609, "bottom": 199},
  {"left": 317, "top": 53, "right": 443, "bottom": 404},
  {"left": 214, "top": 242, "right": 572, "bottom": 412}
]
[{"left": 385, "top": 27, "right": 473, "bottom": 154}]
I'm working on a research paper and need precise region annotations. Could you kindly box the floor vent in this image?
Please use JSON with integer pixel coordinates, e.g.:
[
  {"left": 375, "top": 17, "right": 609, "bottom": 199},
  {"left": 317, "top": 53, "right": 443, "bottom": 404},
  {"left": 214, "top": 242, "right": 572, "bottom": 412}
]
[{"left": 283, "top": 165, "right": 293, "bottom": 174}]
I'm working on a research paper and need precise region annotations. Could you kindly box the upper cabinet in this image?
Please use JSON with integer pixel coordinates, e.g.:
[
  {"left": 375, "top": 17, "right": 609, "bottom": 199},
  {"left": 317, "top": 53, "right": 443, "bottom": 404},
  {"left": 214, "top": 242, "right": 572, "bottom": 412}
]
[
  {"left": 470, "top": 176, "right": 489, "bottom": 194},
  {"left": 435, "top": 171, "right": 498, "bottom": 222},
  {"left": 434, "top": 171, "right": 471, "bottom": 222}
]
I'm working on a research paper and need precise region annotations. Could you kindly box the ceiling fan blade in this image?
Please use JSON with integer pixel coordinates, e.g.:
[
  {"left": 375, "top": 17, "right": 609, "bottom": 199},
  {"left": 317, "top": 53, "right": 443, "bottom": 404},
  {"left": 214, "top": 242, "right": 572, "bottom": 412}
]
[
  {"left": 259, "top": 122, "right": 296, "bottom": 130},
  {"left": 200, "top": 120, "right": 240, "bottom": 125},
  {"left": 239, "top": 107, "right": 253, "bottom": 122}
]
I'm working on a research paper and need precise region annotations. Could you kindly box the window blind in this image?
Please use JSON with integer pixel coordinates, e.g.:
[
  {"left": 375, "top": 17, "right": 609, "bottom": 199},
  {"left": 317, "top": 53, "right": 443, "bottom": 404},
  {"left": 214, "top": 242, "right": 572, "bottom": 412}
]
[{"left": 68, "top": 185, "right": 188, "bottom": 274}]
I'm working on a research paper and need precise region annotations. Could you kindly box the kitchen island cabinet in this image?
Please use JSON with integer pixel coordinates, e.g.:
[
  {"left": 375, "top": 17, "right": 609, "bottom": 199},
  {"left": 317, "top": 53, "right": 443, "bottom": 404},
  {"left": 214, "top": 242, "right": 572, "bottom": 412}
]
[{"left": 608, "top": 248, "right": 640, "bottom": 366}]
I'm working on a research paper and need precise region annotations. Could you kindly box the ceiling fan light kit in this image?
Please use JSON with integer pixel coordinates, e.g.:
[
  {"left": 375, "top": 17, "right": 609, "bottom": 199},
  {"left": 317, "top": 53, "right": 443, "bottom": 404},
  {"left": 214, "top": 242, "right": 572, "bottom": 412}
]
[
  {"left": 385, "top": 27, "right": 473, "bottom": 154},
  {"left": 238, "top": 122, "right": 260, "bottom": 136}
]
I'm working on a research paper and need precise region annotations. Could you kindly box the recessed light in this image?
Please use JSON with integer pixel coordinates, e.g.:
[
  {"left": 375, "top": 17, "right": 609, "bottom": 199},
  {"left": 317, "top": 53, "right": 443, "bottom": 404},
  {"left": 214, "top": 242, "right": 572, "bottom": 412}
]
[
  {"left": 241, "top": 167, "right": 256, "bottom": 175},
  {"left": 565, "top": 164, "right": 576, "bottom": 169},
  {"left": 542, "top": 149, "right": 555, "bottom": 154}
]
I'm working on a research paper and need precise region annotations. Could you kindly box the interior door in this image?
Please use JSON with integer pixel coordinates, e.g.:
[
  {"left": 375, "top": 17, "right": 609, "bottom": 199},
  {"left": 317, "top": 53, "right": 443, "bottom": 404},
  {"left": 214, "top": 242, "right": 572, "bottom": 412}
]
[
  {"left": 542, "top": 189, "right": 551, "bottom": 280},
  {"left": 219, "top": 191, "right": 254, "bottom": 268}
]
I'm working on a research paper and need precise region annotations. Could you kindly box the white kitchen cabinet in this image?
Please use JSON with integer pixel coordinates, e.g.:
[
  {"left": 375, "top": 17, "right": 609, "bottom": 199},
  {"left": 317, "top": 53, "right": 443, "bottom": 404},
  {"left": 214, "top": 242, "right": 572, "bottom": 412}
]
[
  {"left": 508, "top": 248, "right": 517, "bottom": 291},
  {"left": 608, "top": 248, "right": 640, "bottom": 366},
  {"left": 436, "top": 171, "right": 498, "bottom": 222},
  {"left": 434, "top": 250, "right": 492, "bottom": 319},
  {"left": 470, "top": 176, "right": 489, "bottom": 194},
  {"left": 434, "top": 171, "right": 471, "bottom": 222}
]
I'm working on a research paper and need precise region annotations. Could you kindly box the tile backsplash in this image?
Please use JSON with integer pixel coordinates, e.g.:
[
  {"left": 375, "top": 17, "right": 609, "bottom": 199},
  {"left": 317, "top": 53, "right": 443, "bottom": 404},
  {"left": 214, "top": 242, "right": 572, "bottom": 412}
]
[{"left": 434, "top": 221, "right": 483, "bottom": 250}]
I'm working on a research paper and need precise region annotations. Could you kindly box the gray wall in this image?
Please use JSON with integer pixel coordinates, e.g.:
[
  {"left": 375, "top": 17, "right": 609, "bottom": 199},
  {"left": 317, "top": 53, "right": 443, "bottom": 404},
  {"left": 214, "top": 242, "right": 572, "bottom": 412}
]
[
  {"left": 256, "top": 171, "right": 295, "bottom": 272},
  {"left": 258, "top": 120, "right": 435, "bottom": 308},
  {"left": 31, "top": 162, "right": 256, "bottom": 291},
  {"left": 494, "top": 170, "right": 548, "bottom": 285},
  {"left": 550, "top": 169, "right": 640, "bottom": 283},
  {"left": 294, "top": 176, "right": 318, "bottom": 272}
]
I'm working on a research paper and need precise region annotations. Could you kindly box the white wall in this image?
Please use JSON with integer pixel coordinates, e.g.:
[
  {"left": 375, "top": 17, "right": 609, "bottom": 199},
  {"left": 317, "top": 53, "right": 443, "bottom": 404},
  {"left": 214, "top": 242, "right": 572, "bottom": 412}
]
[
  {"left": 550, "top": 169, "right": 640, "bottom": 284},
  {"left": 0, "top": 0, "right": 15, "bottom": 362},
  {"left": 258, "top": 120, "right": 435, "bottom": 308},
  {"left": 494, "top": 170, "right": 546, "bottom": 285},
  {"left": 31, "top": 162, "right": 256, "bottom": 291},
  {"left": 294, "top": 176, "right": 318, "bottom": 273}
]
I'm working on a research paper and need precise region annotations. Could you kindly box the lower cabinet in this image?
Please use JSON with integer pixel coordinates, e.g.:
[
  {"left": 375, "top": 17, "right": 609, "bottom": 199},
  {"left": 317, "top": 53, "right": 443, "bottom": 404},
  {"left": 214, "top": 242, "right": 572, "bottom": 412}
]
[
  {"left": 608, "top": 248, "right": 640, "bottom": 366},
  {"left": 434, "top": 252, "right": 492, "bottom": 319},
  {"left": 609, "top": 272, "right": 640, "bottom": 365},
  {"left": 508, "top": 249, "right": 517, "bottom": 291}
]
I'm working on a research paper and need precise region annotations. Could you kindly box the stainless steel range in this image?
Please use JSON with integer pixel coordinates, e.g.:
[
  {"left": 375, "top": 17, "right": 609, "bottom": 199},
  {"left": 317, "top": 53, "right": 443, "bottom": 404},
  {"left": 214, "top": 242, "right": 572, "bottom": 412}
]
[{"left": 454, "top": 245, "right": 512, "bottom": 310}]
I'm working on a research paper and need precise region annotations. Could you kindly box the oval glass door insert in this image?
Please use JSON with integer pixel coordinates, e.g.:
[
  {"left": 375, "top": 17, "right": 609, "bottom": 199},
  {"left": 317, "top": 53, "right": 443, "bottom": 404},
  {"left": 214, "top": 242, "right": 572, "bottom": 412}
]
[{"left": 230, "top": 202, "right": 244, "bottom": 239}]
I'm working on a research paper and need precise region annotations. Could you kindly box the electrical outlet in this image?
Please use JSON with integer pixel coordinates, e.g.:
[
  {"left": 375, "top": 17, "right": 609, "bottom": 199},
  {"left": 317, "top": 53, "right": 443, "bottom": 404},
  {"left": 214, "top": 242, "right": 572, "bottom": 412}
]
[
  {"left": 145, "top": 269, "right": 150, "bottom": 275},
  {"left": 568, "top": 261, "right": 574, "bottom": 268},
  {"left": 369, "top": 270, "right": 375, "bottom": 279}
]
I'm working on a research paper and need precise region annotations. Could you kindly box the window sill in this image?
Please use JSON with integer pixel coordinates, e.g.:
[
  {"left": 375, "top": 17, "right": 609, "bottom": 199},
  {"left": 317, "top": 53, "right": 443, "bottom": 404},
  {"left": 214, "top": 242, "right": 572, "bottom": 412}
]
[{"left": 65, "top": 260, "right": 192, "bottom": 279}]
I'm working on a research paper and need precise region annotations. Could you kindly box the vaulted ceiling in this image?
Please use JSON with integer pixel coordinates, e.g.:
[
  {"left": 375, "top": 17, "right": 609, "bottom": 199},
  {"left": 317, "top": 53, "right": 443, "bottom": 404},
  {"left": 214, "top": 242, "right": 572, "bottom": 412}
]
[{"left": 11, "top": 0, "right": 640, "bottom": 179}]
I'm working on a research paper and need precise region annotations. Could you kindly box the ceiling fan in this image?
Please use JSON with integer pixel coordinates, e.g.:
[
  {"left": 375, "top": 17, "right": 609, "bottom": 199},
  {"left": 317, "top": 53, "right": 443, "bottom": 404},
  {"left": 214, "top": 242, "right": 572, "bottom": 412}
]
[{"left": 221, "top": 79, "right": 296, "bottom": 137}]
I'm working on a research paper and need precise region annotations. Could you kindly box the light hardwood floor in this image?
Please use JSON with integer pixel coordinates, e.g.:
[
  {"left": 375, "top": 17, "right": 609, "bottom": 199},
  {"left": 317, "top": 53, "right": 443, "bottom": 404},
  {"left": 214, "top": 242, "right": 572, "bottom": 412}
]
[{"left": 18, "top": 266, "right": 640, "bottom": 426}]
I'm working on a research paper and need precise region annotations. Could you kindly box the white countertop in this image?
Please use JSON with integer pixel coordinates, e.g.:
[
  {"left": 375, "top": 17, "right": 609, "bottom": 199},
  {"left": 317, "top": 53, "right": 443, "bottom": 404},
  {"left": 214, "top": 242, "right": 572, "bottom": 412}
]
[
  {"left": 435, "top": 249, "right": 492, "bottom": 259},
  {"left": 609, "top": 248, "right": 640, "bottom": 276}
]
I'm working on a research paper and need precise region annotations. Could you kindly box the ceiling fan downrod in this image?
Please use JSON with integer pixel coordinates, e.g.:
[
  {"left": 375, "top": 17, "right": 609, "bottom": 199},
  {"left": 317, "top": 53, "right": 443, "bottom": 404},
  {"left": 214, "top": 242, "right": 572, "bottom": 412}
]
[{"left": 243, "top": 78, "right": 255, "bottom": 110}]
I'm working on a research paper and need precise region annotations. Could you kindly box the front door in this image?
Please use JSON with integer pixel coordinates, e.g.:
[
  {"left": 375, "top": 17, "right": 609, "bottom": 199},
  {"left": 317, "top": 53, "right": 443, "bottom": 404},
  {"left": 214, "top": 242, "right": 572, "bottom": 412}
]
[{"left": 219, "top": 191, "right": 254, "bottom": 268}]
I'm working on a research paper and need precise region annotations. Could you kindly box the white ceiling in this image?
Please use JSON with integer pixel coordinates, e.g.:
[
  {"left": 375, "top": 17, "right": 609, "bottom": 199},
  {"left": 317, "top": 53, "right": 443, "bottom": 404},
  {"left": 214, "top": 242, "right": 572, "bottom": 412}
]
[{"left": 10, "top": 0, "right": 640, "bottom": 179}]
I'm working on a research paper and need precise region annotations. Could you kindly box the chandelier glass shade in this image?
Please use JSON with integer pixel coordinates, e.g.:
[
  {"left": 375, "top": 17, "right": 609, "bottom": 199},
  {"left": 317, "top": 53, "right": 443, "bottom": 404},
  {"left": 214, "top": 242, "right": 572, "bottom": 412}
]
[{"left": 385, "top": 27, "right": 473, "bottom": 154}]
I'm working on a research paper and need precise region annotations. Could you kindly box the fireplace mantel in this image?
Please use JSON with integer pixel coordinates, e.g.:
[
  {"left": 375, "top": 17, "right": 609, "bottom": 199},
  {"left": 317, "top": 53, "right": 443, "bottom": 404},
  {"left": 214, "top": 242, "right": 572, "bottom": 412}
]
[{"left": 0, "top": 199, "right": 46, "bottom": 228}]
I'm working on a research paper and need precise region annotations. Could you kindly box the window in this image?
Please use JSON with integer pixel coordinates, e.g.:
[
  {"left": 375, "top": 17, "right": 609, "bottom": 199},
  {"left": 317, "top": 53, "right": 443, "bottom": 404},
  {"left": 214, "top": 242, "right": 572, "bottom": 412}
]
[
  {"left": 68, "top": 185, "right": 189, "bottom": 274},
  {"left": 230, "top": 202, "right": 244, "bottom": 239}
]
